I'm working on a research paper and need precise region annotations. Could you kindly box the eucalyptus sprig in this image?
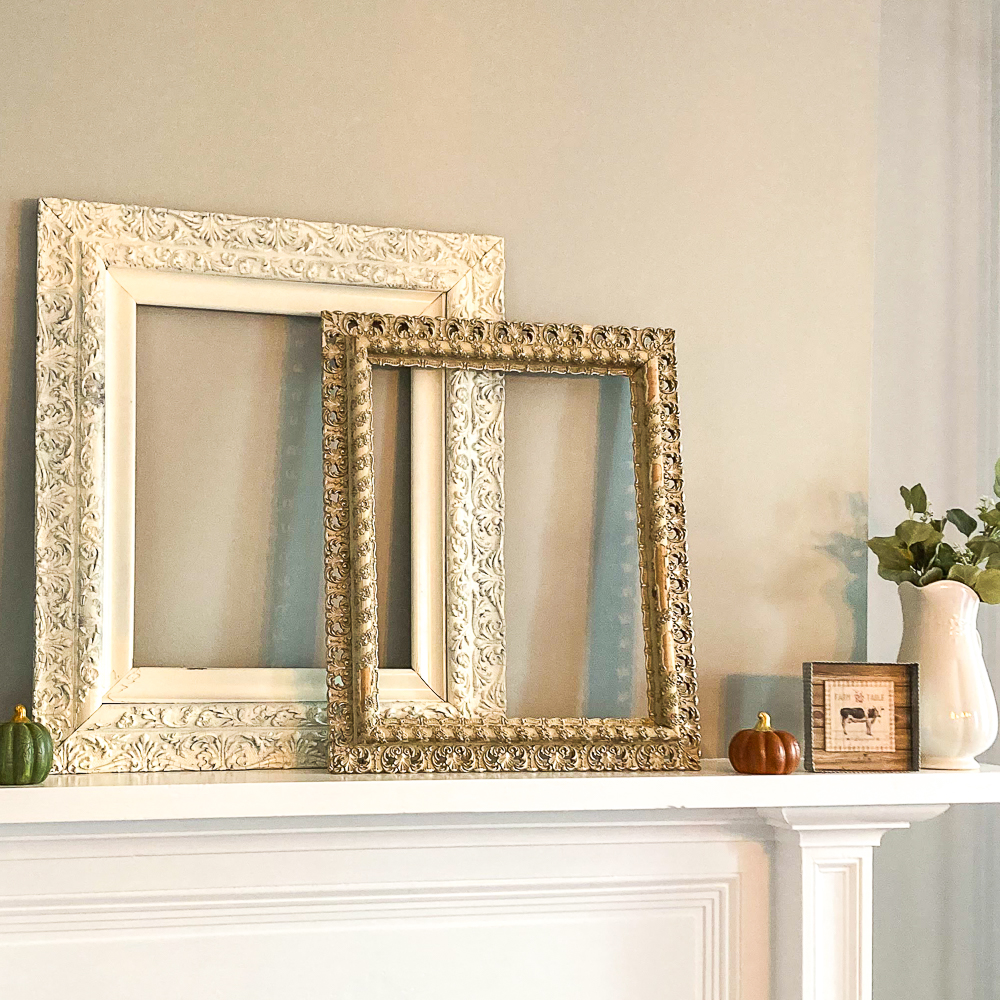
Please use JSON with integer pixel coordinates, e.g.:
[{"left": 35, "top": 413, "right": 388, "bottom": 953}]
[{"left": 868, "top": 458, "right": 1000, "bottom": 604}]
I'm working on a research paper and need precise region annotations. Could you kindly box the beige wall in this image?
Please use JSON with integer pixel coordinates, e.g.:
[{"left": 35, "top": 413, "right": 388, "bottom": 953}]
[{"left": 0, "top": 0, "right": 879, "bottom": 755}]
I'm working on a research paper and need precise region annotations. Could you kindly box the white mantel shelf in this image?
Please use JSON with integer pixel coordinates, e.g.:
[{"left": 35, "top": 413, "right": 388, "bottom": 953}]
[
  {"left": 3, "top": 758, "right": 1000, "bottom": 826},
  {"left": 6, "top": 761, "right": 999, "bottom": 1000}
]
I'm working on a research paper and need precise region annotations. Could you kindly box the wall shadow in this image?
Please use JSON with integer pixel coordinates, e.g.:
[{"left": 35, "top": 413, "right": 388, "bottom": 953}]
[
  {"left": 262, "top": 316, "right": 325, "bottom": 669},
  {"left": 722, "top": 672, "right": 805, "bottom": 748},
  {"left": 816, "top": 490, "right": 868, "bottom": 662},
  {"left": 0, "top": 200, "right": 37, "bottom": 711},
  {"left": 585, "top": 373, "right": 640, "bottom": 718}
]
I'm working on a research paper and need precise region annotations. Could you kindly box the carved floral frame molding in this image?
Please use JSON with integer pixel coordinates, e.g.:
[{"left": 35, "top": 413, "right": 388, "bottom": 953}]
[
  {"left": 323, "top": 312, "right": 700, "bottom": 773},
  {"left": 35, "top": 198, "right": 505, "bottom": 772}
]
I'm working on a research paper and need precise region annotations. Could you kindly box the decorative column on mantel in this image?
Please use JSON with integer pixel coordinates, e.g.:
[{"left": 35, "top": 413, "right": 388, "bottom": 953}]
[{"left": 763, "top": 805, "right": 950, "bottom": 1000}]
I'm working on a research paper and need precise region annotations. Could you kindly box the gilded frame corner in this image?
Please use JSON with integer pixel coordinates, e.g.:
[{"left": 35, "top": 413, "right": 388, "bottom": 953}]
[{"left": 322, "top": 312, "right": 700, "bottom": 773}]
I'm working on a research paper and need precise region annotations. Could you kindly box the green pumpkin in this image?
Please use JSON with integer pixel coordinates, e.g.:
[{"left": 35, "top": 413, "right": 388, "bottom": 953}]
[{"left": 0, "top": 705, "right": 53, "bottom": 785}]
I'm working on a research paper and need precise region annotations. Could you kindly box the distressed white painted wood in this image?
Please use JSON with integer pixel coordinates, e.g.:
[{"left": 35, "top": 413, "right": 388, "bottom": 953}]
[
  {"left": 1, "top": 763, "right": 992, "bottom": 998},
  {"left": 34, "top": 198, "right": 508, "bottom": 772}
]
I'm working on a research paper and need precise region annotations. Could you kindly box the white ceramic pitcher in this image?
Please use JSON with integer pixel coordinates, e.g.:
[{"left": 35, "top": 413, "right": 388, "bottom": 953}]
[{"left": 897, "top": 580, "right": 999, "bottom": 769}]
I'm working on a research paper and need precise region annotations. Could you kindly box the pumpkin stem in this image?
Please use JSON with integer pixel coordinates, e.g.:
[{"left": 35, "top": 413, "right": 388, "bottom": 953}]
[
  {"left": 12, "top": 705, "right": 28, "bottom": 723},
  {"left": 754, "top": 711, "right": 772, "bottom": 732}
]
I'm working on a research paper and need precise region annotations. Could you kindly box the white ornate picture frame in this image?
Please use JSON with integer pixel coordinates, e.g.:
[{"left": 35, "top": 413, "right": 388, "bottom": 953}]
[{"left": 35, "top": 198, "right": 505, "bottom": 771}]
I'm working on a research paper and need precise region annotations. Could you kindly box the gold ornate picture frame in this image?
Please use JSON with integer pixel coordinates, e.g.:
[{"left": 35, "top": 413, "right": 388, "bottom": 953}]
[{"left": 323, "top": 311, "right": 699, "bottom": 773}]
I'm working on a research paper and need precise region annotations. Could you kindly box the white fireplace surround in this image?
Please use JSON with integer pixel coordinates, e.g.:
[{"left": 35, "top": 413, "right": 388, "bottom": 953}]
[{"left": 3, "top": 764, "right": 999, "bottom": 1000}]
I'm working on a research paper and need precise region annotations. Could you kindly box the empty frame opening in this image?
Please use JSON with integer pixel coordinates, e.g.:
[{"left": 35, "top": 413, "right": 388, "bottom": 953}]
[
  {"left": 370, "top": 365, "right": 414, "bottom": 670},
  {"left": 503, "top": 372, "right": 646, "bottom": 719},
  {"left": 114, "top": 292, "right": 447, "bottom": 703},
  {"left": 133, "top": 306, "right": 325, "bottom": 670}
]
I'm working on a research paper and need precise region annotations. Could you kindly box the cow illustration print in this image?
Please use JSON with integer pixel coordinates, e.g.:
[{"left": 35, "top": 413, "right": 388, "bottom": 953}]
[{"left": 823, "top": 679, "right": 896, "bottom": 753}]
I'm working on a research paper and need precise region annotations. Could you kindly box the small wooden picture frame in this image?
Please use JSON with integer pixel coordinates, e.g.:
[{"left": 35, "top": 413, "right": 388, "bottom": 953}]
[{"left": 803, "top": 662, "right": 920, "bottom": 772}]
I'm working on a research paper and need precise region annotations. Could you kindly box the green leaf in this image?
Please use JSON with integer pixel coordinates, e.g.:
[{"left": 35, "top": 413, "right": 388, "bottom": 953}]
[
  {"left": 948, "top": 564, "right": 981, "bottom": 588},
  {"left": 982, "top": 509, "right": 1000, "bottom": 529},
  {"left": 932, "top": 541, "right": 959, "bottom": 573},
  {"left": 868, "top": 536, "right": 912, "bottom": 571},
  {"left": 895, "top": 520, "right": 941, "bottom": 548},
  {"left": 907, "top": 484, "right": 928, "bottom": 514},
  {"left": 946, "top": 508, "right": 978, "bottom": 537},
  {"left": 879, "top": 566, "right": 918, "bottom": 584},
  {"left": 919, "top": 566, "right": 945, "bottom": 586},
  {"left": 993, "top": 457, "right": 1000, "bottom": 498},
  {"left": 977, "top": 568, "right": 1000, "bottom": 603},
  {"left": 969, "top": 540, "right": 1000, "bottom": 568},
  {"left": 900, "top": 485, "right": 912, "bottom": 509},
  {"left": 909, "top": 540, "right": 934, "bottom": 571},
  {"left": 967, "top": 537, "right": 1000, "bottom": 562}
]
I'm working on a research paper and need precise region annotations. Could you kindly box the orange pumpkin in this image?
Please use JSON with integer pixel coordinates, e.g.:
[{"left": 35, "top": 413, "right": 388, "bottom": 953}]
[{"left": 728, "top": 712, "right": 801, "bottom": 774}]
